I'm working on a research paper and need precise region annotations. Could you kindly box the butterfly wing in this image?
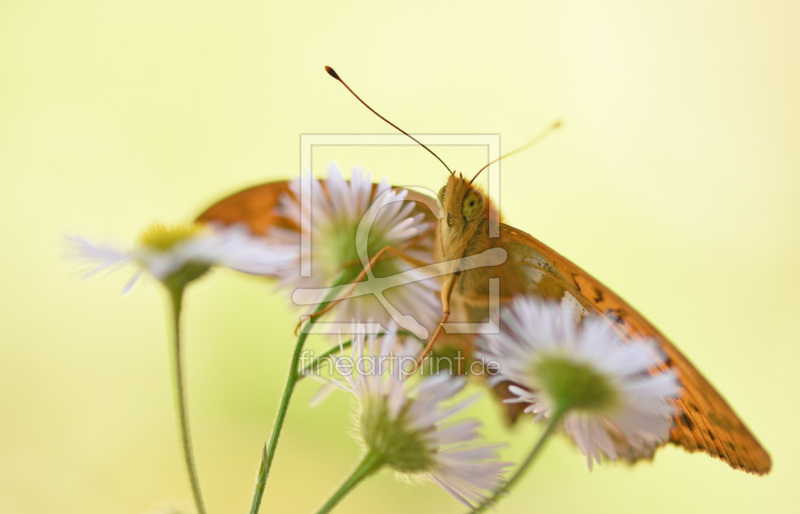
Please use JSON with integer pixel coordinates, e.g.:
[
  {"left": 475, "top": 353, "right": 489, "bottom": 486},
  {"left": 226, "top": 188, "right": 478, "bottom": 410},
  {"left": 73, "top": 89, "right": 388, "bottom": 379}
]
[
  {"left": 196, "top": 180, "right": 771, "bottom": 473},
  {"left": 196, "top": 181, "right": 298, "bottom": 236},
  {"left": 499, "top": 223, "right": 771, "bottom": 474}
]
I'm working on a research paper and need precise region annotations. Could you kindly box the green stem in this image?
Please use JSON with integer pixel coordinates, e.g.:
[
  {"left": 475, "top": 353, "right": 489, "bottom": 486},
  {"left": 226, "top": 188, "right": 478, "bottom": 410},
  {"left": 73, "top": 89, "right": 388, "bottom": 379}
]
[
  {"left": 471, "top": 409, "right": 566, "bottom": 513},
  {"left": 248, "top": 280, "right": 348, "bottom": 514},
  {"left": 169, "top": 286, "right": 207, "bottom": 514},
  {"left": 316, "top": 450, "right": 384, "bottom": 514}
]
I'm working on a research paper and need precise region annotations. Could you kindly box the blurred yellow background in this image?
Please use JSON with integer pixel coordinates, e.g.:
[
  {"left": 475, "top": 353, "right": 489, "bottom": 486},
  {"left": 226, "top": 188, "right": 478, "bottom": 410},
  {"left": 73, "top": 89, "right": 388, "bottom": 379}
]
[{"left": 1, "top": 1, "right": 798, "bottom": 512}]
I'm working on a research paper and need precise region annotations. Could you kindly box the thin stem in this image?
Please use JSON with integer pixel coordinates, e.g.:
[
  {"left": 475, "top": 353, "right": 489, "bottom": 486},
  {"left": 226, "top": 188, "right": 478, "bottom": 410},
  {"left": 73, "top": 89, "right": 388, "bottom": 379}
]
[
  {"left": 248, "top": 445, "right": 268, "bottom": 514},
  {"left": 316, "top": 450, "right": 384, "bottom": 514},
  {"left": 471, "top": 409, "right": 567, "bottom": 513},
  {"left": 169, "top": 286, "right": 207, "bottom": 514},
  {"left": 248, "top": 279, "right": 348, "bottom": 514}
]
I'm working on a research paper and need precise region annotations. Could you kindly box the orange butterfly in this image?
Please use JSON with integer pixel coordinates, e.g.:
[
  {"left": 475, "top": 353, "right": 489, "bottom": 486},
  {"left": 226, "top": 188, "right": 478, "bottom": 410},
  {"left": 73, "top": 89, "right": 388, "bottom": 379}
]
[{"left": 196, "top": 67, "right": 771, "bottom": 475}]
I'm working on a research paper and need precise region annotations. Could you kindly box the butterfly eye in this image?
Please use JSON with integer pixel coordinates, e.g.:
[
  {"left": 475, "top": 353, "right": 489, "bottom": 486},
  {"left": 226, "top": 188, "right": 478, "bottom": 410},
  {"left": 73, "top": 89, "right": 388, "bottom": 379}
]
[
  {"left": 461, "top": 189, "right": 485, "bottom": 218},
  {"left": 437, "top": 185, "right": 447, "bottom": 204}
]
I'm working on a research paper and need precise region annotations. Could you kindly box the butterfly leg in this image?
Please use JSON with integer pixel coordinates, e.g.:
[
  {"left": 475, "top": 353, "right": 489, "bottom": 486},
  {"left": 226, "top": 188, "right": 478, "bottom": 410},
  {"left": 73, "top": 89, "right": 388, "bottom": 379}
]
[
  {"left": 293, "top": 245, "right": 436, "bottom": 334},
  {"left": 410, "top": 273, "right": 457, "bottom": 372}
]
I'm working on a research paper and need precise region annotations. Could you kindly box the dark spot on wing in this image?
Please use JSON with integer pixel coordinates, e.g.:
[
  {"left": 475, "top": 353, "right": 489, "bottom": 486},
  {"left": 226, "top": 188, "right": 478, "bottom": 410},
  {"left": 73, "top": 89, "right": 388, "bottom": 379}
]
[
  {"left": 571, "top": 273, "right": 582, "bottom": 292},
  {"left": 605, "top": 308, "right": 626, "bottom": 326},
  {"left": 679, "top": 413, "right": 695, "bottom": 431},
  {"left": 592, "top": 287, "right": 604, "bottom": 304}
]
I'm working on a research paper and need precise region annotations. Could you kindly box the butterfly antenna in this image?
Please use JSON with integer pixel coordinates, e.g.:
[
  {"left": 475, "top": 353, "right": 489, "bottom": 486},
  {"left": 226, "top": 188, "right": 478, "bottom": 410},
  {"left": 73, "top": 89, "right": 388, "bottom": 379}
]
[
  {"left": 325, "top": 66, "right": 453, "bottom": 175},
  {"left": 469, "top": 120, "right": 563, "bottom": 185}
]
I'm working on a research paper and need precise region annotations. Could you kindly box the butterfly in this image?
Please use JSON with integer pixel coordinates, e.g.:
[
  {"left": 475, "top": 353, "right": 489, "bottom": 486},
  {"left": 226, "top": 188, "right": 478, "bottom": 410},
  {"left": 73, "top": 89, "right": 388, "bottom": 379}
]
[{"left": 196, "top": 67, "right": 771, "bottom": 475}]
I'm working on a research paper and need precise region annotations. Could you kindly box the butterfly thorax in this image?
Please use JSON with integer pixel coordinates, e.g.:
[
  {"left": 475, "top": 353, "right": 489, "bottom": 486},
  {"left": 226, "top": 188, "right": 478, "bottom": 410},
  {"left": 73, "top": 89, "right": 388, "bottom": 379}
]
[{"left": 436, "top": 174, "right": 520, "bottom": 300}]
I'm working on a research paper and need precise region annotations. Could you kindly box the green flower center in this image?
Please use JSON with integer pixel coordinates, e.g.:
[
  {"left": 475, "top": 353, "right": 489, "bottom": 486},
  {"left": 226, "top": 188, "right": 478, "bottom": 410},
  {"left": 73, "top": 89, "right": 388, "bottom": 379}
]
[
  {"left": 532, "top": 354, "right": 619, "bottom": 412},
  {"left": 360, "top": 397, "right": 434, "bottom": 473},
  {"left": 316, "top": 220, "right": 403, "bottom": 283}
]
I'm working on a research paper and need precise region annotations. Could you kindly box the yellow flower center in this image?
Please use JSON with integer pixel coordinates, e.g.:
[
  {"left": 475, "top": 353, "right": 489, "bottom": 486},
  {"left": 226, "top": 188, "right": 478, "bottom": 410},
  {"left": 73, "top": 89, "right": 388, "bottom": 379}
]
[{"left": 138, "top": 222, "right": 204, "bottom": 251}]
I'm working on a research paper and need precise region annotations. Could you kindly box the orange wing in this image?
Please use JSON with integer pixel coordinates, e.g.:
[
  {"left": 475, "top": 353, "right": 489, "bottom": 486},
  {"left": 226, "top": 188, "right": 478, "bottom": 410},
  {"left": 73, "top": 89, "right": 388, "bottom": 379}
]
[
  {"left": 196, "top": 181, "right": 297, "bottom": 236},
  {"left": 499, "top": 223, "right": 771, "bottom": 474}
]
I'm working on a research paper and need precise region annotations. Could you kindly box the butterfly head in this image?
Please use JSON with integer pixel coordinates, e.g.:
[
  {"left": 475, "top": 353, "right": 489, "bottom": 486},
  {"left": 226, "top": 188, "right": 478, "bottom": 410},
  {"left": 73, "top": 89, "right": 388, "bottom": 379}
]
[{"left": 437, "top": 173, "right": 495, "bottom": 231}]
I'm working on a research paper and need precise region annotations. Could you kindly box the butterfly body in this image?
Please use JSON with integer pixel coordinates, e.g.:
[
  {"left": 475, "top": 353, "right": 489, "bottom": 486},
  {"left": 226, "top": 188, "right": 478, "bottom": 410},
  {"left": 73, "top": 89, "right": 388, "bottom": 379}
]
[{"left": 435, "top": 174, "right": 531, "bottom": 309}]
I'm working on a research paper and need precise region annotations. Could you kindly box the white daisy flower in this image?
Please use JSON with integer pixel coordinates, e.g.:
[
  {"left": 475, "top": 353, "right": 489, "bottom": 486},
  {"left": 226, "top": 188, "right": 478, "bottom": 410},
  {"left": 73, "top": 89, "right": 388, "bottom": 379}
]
[
  {"left": 327, "top": 324, "right": 510, "bottom": 508},
  {"left": 67, "top": 222, "right": 295, "bottom": 292},
  {"left": 266, "top": 163, "right": 441, "bottom": 337},
  {"left": 477, "top": 296, "right": 681, "bottom": 469}
]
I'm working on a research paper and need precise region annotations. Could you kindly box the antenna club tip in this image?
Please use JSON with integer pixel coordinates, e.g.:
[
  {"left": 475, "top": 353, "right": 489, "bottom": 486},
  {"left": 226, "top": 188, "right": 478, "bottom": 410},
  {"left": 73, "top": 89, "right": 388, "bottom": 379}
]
[
  {"left": 325, "top": 66, "right": 341, "bottom": 80},
  {"left": 552, "top": 120, "right": 564, "bottom": 129}
]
